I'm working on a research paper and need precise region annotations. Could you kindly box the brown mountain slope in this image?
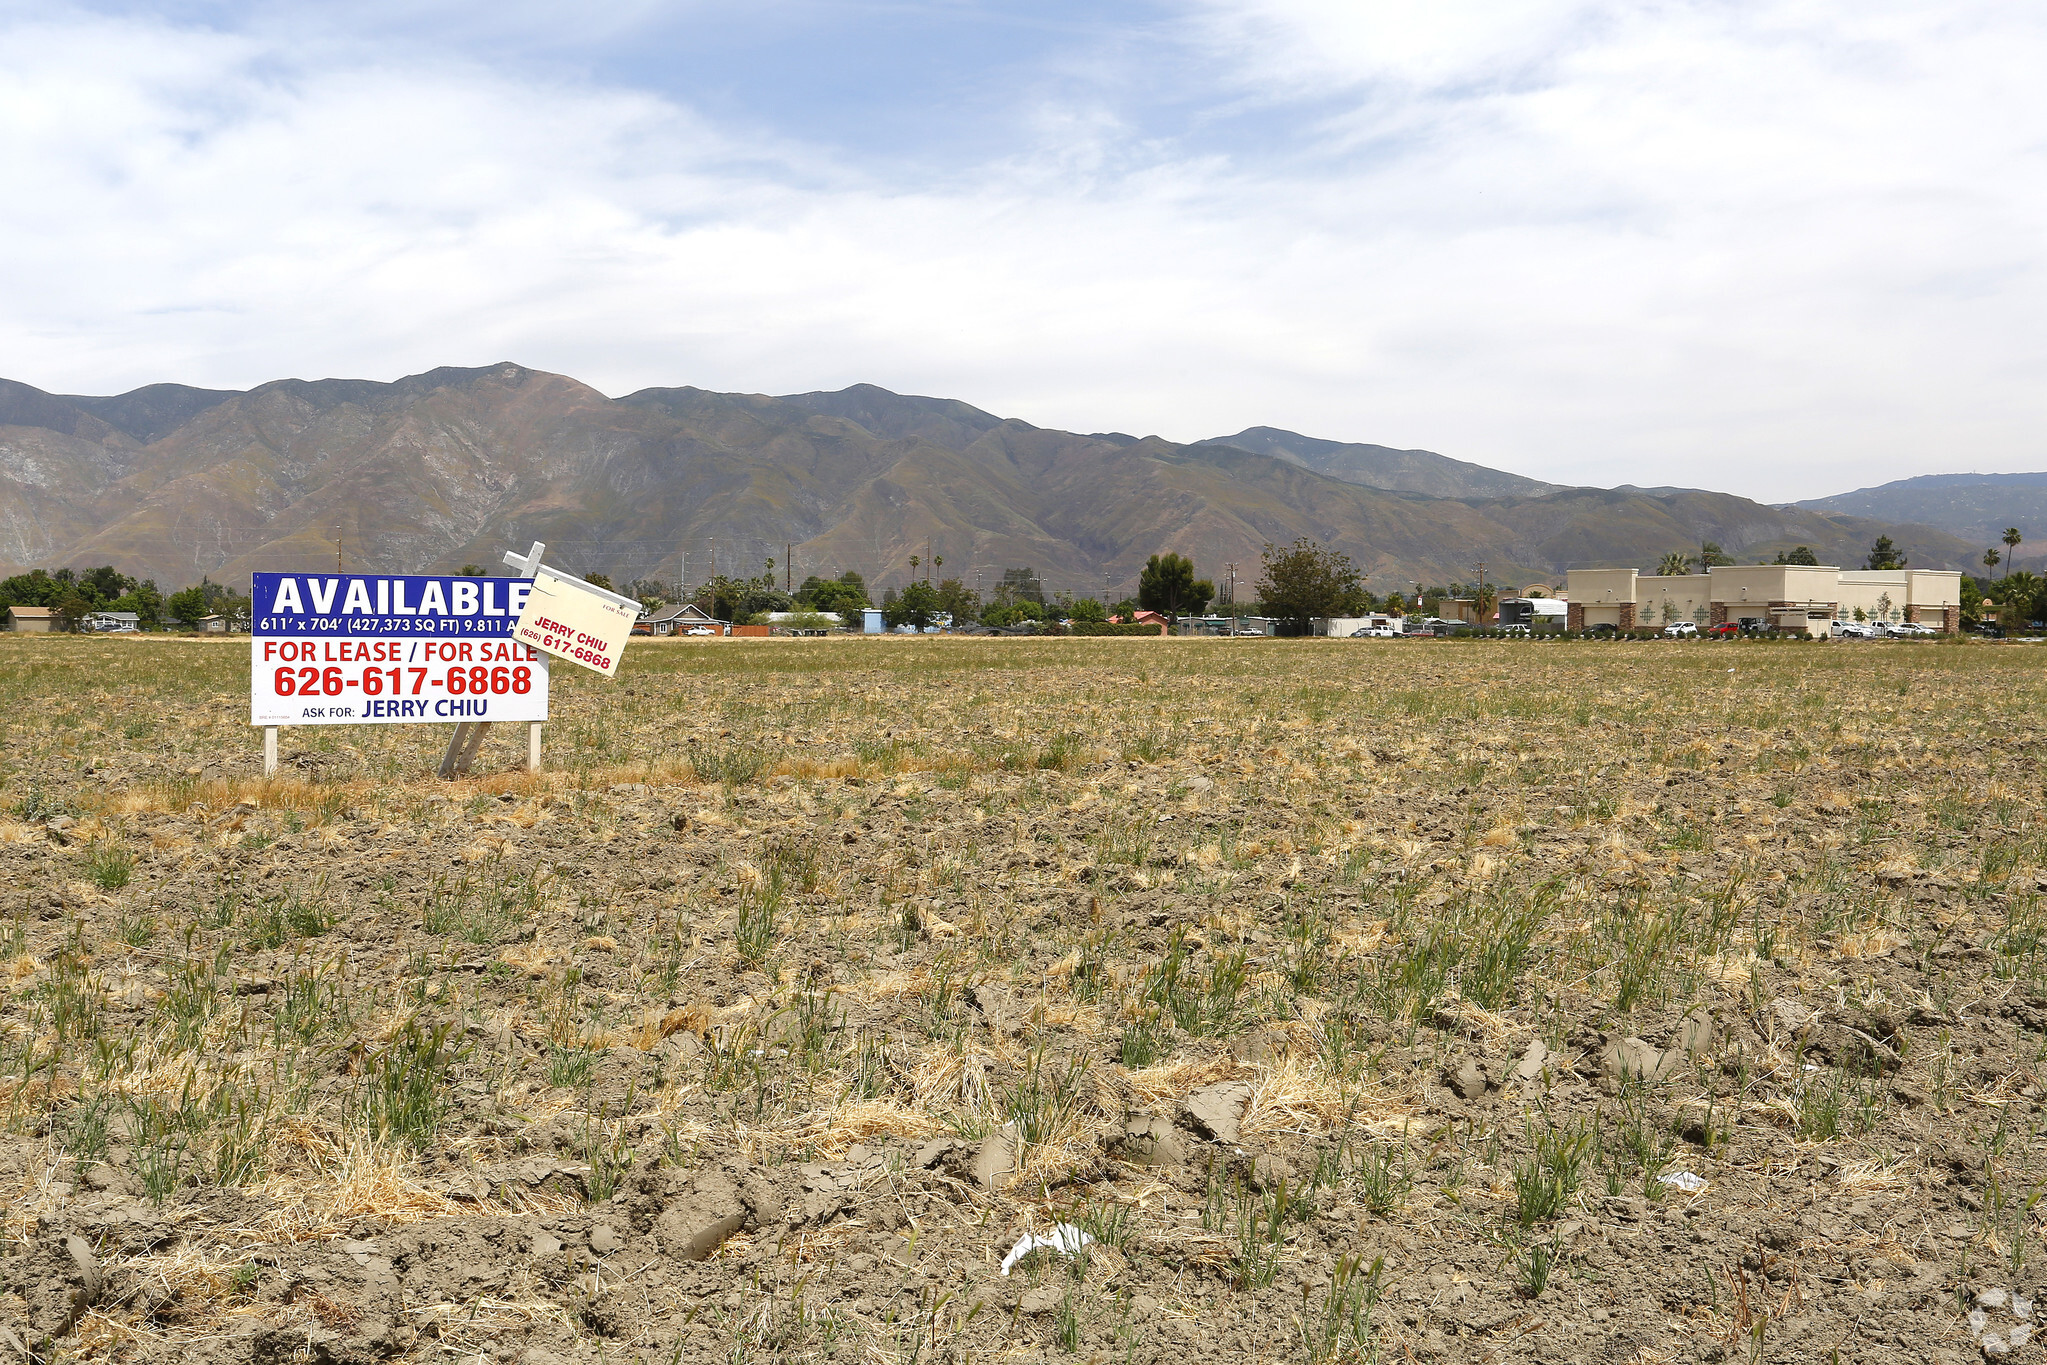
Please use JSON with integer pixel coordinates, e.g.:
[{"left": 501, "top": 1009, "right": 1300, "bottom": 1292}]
[
  {"left": 0, "top": 364, "right": 1977, "bottom": 596},
  {"left": 1196, "top": 425, "right": 1560, "bottom": 500}
]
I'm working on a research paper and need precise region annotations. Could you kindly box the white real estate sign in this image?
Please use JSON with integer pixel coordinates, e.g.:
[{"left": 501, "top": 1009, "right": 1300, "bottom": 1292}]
[
  {"left": 510, "top": 565, "right": 640, "bottom": 678},
  {"left": 250, "top": 572, "right": 549, "bottom": 726}
]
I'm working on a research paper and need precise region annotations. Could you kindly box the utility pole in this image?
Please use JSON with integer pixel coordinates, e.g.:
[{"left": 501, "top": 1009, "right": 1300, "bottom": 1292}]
[
  {"left": 786, "top": 543, "right": 791, "bottom": 592},
  {"left": 1475, "top": 562, "right": 1488, "bottom": 625},
  {"left": 336, "top": 523, "right": 343, "bottom": 573}
]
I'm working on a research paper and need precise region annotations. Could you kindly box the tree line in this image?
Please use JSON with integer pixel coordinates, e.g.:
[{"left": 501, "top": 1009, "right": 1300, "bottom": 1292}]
[
  {"left": 584, "top": 543, "right": 1379, "bottom": 635},
  {"left": 0, "top": 567, "right": 250, "bottom": 630}
]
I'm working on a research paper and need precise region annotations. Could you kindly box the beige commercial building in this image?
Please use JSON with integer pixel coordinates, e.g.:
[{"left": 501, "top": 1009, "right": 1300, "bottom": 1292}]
[{"left": 1564, "top": 566, "right": 1963, "bottom": 635}]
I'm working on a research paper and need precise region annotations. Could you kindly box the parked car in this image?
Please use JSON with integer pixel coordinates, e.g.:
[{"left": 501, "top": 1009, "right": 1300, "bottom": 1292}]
[
  {"left": 1887, "top": 621, "right": 1937, "bottom": 637},
  {"left": 1663, "top": 621, "right": 1698, "bottom": 638},
  {"left": 685, "top": 625, "right": 717, "bottom": 636},
  {"left": 1968, "top": 620, "right": 2005, "bottom": 637},
  {"left": 1349, "top": 625, "right": 1398, "bottom": 638},
  {"left": 1832, "top": 620, "right": 1873, "bottom": 638},
  {"left": 1706, "top": 622, "right": 1739, "bottom": 638}
]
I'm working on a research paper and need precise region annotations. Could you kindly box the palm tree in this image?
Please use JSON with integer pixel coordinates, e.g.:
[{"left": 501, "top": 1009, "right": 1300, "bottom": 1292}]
[
  {"left": 932, "top": 554, "right": 943, "bottom": 580},
  {"left": 1985, "top": 547, "right": 2002, "bottom": 577},
  {"left": 1472, "top": 582, "right": 1499, "bottom": 627},
  {"left": 2003, "top": 528, "right": 2022, "bottom": 577},
  {"left": 1657, "top": 551, "right": 1692, "bottom": 577},
  {"left": 909, "top": 555, "right": 921, "bottom": 579}
]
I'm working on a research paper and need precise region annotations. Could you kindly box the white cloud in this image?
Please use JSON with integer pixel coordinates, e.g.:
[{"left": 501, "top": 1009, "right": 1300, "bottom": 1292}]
[{"left": 0, "top": 2, "right": 2043, "bottom": 499}]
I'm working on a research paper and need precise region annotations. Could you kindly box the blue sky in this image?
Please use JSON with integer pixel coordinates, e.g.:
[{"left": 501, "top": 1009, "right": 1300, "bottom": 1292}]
[{"left": 4, "top": 0, "right": 2044, "bottom": 498}]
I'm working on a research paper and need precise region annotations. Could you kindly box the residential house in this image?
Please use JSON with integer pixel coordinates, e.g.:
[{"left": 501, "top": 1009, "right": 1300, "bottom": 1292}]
[{"left": 645, "top": 603, "right": 728, "bottom": 636}]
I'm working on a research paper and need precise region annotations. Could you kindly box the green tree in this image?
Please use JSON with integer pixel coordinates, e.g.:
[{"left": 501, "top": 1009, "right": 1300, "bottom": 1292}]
[
  {"left": 803, "top": 576, "right": 870, "bottom": 619},
  {"left": 1865, "top": 536, "right": 1906, "bottom": 571},
  {"left": 933, "top": 578, "right": 979, "bottom": 626},
  {"left": 777, "top": 611, "right": 838, "bottom": 632},
  {"left": 52, "top": 589, "right": 94, "bottom": 631},
  {"left": 1698, "top": 542, "right": 1734, "bottom": 568},
  {"left": 1065, "top": 596, "right": 1108, "bottom": 624},
  {"left": 215, "top": 588, "right": 253, "bottom": 628},
  {"left": 983, "top": 598, "right": 1046, "bottom": 629},
  {"left": 1656, "top": 552, "right": 1692, "bottom": 576},
  {"left": 79, "top": 566, "right": 135, "bottom": 603},
  {"left": 1983, "top": 546, "right": 2002, "bottom": 578},
  {"left": 697, "top": 573, "right": 790, "bottom": 623},
  {"left": 1773, "top": 546, "right": 1818, "bottom": 566},
  {"left": 1137, "top": 553, "right": 1214, "bottom": 620},
  {"left": 1255, "top": 539, "right": 1365, "bottom": 636},
  {"left": 457, "top": 564, "right": 487, "bottom": 577},
  {"left": 583, "top": 571, "right": 615, "bottom": 592},
  {"left": 109, "top": 580, "right": 165, "bottom": 628},
  {"left": 2003, "top": 527, "right": 2023, "bottom": 575},
  {"left": 0, "top": 569, "right": 60, "bottom": 611},
  {"left": 885, "top": 580, "right": 943, "bottom": 630},
  {"left": 1996, "top": 571, "right": 2040, "bottom": 630},
  {"left": 165, "top": 586, "right": 208, "bottom": 626}
]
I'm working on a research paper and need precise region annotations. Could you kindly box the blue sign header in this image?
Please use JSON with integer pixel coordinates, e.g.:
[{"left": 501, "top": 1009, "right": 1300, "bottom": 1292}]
[{"left": 252, "top": 573, "right": 534, "bottom": 638}]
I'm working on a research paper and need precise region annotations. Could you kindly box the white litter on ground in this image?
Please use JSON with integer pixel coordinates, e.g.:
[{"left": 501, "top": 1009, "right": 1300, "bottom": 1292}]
[
  {"left": 1000, "top": 1224, "right": 1094, "bottom": 1276},
  {"left": 1659, "top": 1172, "right": 1708, "bottom": 1193},
  {"left": 1970, "top": 1288, "right": 2034, "bottom": 1355}
]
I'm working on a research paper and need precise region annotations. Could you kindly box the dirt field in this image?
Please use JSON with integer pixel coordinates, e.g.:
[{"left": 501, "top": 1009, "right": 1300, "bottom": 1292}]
[{"left": 1, "top": 634, "right": 2042, "bottom": 1364}]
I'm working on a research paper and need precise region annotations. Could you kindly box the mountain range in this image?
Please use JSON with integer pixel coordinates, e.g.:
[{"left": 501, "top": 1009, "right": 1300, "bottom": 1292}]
[
  {"left": 0, "top": 364, "right": 1982, "bottom": 598},
  {"left": 1193, "top": 427, "right": 1560, "bottom": 501},
  {"left": 1796, "top": 473, "right": 2047, "bottom": 566}
]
